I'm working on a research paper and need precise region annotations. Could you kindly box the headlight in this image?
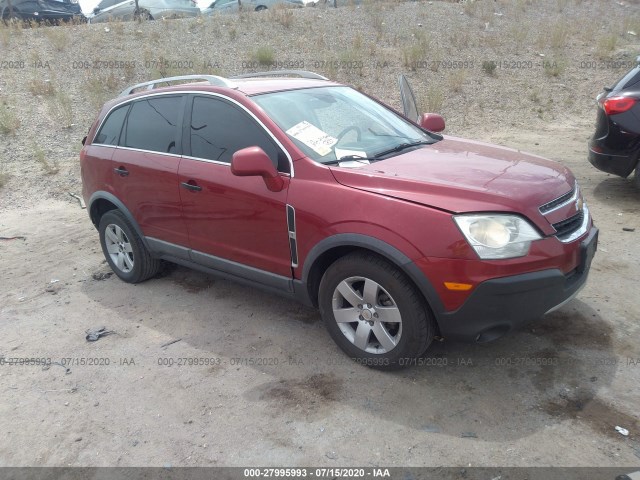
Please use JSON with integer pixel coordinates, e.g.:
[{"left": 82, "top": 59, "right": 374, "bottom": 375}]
[{"left": 453, "top": 214, "right": 542, "bottom": 259}]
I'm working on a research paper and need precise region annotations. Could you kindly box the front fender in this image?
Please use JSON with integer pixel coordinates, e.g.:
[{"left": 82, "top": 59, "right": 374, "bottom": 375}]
[{"left": 299, "top": 233, "right": 445, "bottom": 317}]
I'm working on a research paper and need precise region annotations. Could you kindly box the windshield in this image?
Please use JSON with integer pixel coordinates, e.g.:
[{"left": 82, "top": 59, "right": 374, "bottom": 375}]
[{"left": 252, "top": 86, "right": 437, "bottom": 164}]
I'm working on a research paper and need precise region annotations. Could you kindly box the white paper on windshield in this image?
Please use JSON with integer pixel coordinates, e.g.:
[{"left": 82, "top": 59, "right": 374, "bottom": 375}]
[
  {"left": 335, "top": 148, "right": 368, "bottom": 160},
  {"left": 286, "top": 121, "right": 337, "bottom": 157},
  {"left": 334, "top": 148, "right": 370, "bottom": 168}
]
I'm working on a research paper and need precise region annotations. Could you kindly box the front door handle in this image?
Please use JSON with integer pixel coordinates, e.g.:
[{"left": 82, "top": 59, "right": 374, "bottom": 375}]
[
  {"left": 114, "top": 167, "right": 129, "bottom": 177},
  {"left": 180, "top": 181, "right": 202, "bottom": 192}
]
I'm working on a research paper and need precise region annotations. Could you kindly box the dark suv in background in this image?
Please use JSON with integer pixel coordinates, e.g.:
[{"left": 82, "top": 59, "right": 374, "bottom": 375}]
[
  {"left": 1, "top": 0, "right": 82, "bottom": 23},
  {"left": 589, "top": 56, "right": 640, "bottom": 188}
]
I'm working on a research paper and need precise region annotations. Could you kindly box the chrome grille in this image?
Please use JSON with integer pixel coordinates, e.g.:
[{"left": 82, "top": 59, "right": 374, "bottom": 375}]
[
  {"left": 539, "top": 186, "right": 576, "bottom": 214},
  {"left": 552, "top": 210, "right": 585, "bottom": 241}
]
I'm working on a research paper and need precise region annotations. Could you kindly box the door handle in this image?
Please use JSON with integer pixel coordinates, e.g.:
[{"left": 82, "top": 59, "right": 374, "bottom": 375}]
[
  {"left": 180, "top": 181, "right": 202, "bottom": 192},
  {"left": 114, "top": 167, "right": 129, "bottom": 177}
]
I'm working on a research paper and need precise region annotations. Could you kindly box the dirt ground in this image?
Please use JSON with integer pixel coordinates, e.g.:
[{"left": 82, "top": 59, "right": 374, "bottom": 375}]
[{"left": 1, "top": 0, "right": 640, "bottom": 469}]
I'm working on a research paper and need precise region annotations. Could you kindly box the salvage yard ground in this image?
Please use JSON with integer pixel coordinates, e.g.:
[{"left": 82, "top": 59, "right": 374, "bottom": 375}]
[{"left": 1, "top": 0, "right": 640, "bottom": 468}]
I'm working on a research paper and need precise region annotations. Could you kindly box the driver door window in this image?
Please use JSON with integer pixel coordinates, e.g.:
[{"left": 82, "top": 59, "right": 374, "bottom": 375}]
[{"left": 188, "top": 95, "right": 289, "bottom": 173}]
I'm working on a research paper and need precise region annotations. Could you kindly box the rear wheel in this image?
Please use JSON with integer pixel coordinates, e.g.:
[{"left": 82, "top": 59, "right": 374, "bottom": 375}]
[
  {"left": 318, "top": 252, "right": 435, "bottom": 370},
  {"left": 1, "top": 7, "right": 21, "bottom": 26},
  {"left": 98, "top": 210, "right": 161, "bottom": 283}
]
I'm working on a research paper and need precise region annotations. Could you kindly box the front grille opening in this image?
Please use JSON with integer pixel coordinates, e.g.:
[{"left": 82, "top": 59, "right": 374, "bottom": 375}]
[
  {"left": 540, "top": 187, "right": 575, "bottom": 214},
  {"left": 553, "top": 210, "right": 584, "bottom": 240}
]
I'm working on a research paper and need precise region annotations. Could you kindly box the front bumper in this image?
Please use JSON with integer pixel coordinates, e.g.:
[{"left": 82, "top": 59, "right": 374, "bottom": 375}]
[
  {"left": 436, "top": 226, "right": 598, "bottom": 342},
  {"left": 588, "top": 141, "right": 638, "bottom": 178}
]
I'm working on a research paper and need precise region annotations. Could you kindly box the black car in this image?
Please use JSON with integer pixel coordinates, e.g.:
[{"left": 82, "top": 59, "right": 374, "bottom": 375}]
[
  {"left": 1, "top": 0, "right": 82, "bottom": 23},
  {"left": 589, "top": 56, "right": 640, "bottom": 188}
]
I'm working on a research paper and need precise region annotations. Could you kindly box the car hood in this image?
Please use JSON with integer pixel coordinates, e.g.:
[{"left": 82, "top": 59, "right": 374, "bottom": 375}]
[{"left": 329, "top": 135, "right": 575, "bottom": 232}]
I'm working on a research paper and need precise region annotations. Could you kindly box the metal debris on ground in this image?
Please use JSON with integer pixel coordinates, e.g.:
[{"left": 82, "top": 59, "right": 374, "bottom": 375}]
[
  {"left": 615, "top": 426, "right": 630, "bottom": 436},
  {"left": 68, "top": 192, "right": 86, "bottom": 209},
  {"left": 160, "top": 338, "right": 182, "bottom": 349},
  {"left": 85, "top": 326, "right": 115, "bottom": 342},
  {"left": 0, "top": 236, "right": 26, "bottom": 241},
  {"left": 42, "top": 361, "right": 71, "bottom": 375}
]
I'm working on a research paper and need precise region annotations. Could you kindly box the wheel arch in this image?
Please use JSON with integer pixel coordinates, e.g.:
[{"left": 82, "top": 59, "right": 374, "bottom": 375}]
[
  {"left": 299, "top": 234, "right": 444, "bottom": 322},
  {"left": 88, "top": 191, "right": 150, "bottom": 250}
]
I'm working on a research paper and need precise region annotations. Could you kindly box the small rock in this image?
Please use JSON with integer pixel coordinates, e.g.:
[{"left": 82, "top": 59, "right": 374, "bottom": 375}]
[
  {"left": 615, "top": 426, "right": 629, "bottom": 436},
  {"left": 622, "top": 227, "right": 635, "bottom": 232},
  {"left": 132, "top": 440, "right": 139, "bottom": 446},
  {"left": 325, "top": 451, "right": 338, "bottom": 460},
  {"left": 590, "top": 376, "right": 597, "bottom": 382},
  {"left": 104, "top": 27, "right": 110, "bottom": 32},
  {"left": 75, "top": 437, "right": 82, "bottom": 442}
]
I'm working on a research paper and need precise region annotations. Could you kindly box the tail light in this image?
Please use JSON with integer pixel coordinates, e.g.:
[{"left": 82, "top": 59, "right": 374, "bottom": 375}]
[{"left": 599, "top": 96, "right": 637, "bottom": 116}]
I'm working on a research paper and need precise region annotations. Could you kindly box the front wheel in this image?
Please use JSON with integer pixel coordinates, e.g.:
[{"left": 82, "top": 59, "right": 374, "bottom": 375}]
[
  {"left": 98, "top": 210, "right": 161, "bottom": 283},
  {"left": 318, "top": 252, "right": 435, "bottom": 369}
]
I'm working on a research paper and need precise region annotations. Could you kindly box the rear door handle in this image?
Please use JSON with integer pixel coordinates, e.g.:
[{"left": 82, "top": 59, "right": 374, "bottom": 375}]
[
  {"left": 114, "top": 167, "right": 129, "bottom": 177},
  {"left": 180, "top": 181, "right": 202, "bottom": 192}
]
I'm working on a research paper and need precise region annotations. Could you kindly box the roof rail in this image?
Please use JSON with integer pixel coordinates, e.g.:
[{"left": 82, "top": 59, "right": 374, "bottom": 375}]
[
  {"left": 231, "top": 70, "right": 329, "bottom": 81},
  {"left": 119, "top": 75, "right": 236, "bottom": 97}
]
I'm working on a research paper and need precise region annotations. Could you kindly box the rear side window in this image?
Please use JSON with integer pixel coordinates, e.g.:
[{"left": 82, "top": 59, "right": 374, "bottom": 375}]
[
  {"left": 189, "top": 96, "right": 288, "bottom": 172},
  {"left": 123, "top": 96, "right": 182, "bottom": 154},
  {"left": 94, "top": 105, "right": 128, "bottom": 146},
  {"left": 612, "top": 65, "right": 640, "bottom": 91}
]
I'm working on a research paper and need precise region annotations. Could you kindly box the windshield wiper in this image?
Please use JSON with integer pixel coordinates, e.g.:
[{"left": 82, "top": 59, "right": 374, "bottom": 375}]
[
  {"left": 323, "top": 155, "right": 376, "bottom": 165},
  {"left": 373, "top": 140, "right": 432, "bottom": 159}
]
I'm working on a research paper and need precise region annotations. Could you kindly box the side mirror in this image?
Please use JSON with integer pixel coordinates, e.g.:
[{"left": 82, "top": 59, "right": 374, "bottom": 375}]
[
  {"left": 419, "top": 113, "right": 445, "bottom": 133},
  {"left": 231, "top": 146, "right": 284, "bottom": 192}
]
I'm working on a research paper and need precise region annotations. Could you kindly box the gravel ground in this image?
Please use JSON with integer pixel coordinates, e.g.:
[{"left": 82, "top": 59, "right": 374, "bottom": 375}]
[{"left": 1, "top": 0, "right": 640, "bottom": 469}]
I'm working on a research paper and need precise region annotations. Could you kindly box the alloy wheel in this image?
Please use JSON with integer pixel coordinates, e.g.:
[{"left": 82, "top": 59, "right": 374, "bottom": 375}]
[{"left": 331, "top": 276, "right": 402, "bottom": 354}]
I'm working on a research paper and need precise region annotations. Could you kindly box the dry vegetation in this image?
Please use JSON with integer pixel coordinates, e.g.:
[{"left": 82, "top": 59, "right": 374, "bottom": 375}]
[{"left": 0, "top": 0, "right": 638, "bottom": 202}]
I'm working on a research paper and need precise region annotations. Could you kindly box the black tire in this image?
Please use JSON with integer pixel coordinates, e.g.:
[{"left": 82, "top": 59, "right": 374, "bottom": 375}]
[
  {"left": 98, "top": 210, "right": 161, "bottom": 283},
  {"left": 318, "top": 252, "right": 435, "bottom": 370},
  {"left": 255, "top": 5, "right": 267, "bottom": 11},
  {"left": 634, "top": 164, "right": 640, "bottom": 191},
  {"left": 134, "top": 8, "right": 152, "bottom": 21}
]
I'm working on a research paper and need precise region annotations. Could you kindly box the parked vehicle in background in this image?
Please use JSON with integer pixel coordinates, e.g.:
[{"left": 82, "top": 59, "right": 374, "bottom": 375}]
[
  {"left": 1, "top": 0, "right": 82, "bottom": 24},
  {"left": 201, "top": 0, "right": 303, "bottom": 14},
  {"left": 86, "top": 0, "right": 199, "bottom": 22},
  {"left": 589, "top": 56, "right": 640, "bottom": 188},
  {"left": 80, "top": 71, "right": 597, "bottom": 369}
]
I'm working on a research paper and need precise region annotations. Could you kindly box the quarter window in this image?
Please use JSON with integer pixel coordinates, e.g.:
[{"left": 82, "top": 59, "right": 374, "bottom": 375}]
[
  {"left": 123, "top": 96, "right": 182, "bottom": 154},
  {"left": 189, "top": 96, "right": 288, "bottom": 172},
  {"left": 94, "top": 105, "right": 128, "bottom": 146}
]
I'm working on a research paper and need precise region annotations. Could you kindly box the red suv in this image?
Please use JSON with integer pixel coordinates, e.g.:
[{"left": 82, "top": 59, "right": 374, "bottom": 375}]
[{"left": 80, "top": 71, "right": 598, "bottom": 369}]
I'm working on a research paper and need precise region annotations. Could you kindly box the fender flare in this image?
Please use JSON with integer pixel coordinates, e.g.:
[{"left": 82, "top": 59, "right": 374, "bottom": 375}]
[
  {"left": 88, "top": 191, "right": 151, "bottom": 250},
  {"left": 300, "top": 233, "right": 445, "bottom": 318}
]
